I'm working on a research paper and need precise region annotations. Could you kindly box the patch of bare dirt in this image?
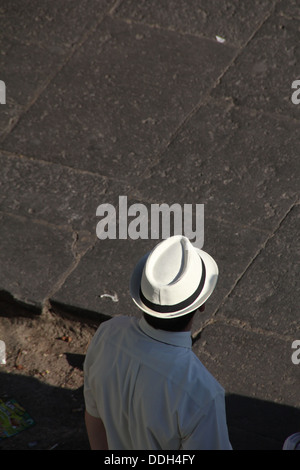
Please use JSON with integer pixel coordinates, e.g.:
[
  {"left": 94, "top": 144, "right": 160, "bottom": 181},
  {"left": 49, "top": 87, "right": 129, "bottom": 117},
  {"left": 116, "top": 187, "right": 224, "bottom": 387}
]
[{"left": 0, "top": 302, "right": 102, "bottom": 450}]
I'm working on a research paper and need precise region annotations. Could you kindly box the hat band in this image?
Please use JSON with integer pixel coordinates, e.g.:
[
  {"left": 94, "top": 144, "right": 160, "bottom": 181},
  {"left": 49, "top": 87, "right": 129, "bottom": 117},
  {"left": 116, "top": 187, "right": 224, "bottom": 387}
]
[{"left": 139, "top": 258, "right": 206, "bottom": 313}]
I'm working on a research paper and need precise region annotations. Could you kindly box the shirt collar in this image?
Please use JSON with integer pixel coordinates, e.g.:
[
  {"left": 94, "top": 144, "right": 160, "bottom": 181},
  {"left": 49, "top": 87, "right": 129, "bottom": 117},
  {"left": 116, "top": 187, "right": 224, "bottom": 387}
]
[{"left": 138, "top": 316, "right": 192, "bottom": 349}]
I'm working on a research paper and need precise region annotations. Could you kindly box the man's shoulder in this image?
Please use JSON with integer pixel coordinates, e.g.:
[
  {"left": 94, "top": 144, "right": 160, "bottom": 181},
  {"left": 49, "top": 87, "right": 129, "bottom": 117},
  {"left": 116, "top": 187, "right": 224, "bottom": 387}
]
[
  {"left": 95, "top": 315, "right": 137, "bottom": 339},
  {"left": 87, "top": 315, "right": 137, "bottom": 356},
  {"left": 100, "top": 315, "right": 135, "bottom": 329},
  {"left": 180, "top": 352, "right": 225, "bottom": 403}
]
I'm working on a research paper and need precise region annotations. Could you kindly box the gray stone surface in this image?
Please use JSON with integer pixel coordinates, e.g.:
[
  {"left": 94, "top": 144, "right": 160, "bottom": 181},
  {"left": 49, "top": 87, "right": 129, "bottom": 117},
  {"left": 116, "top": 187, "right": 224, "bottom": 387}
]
[
  {"left": 2, "top": 16, "right": 236, "bottom": 180},
  {"left": 114, "top": 0, "right": 276, "bottom": 47},
  {"left": 215, "top": 204, "right": 300, "bottom": 338},
  {"left": 193, "top": 321, "right": 300, "bottom": 449},
  {"left": 211, "top": 0, "right": 300, "bottom": 118},
  {"left": 0, "top": 150, "right": 132, "bottom": 233},
  {"left": 50, "top": 237, "right": 155, "bottom": 319},
  {"left": 134, "top": 98, "right": 299, "bottom": 231},
  {"left": 0, "top": 0, "right": 116, "bottom": 138},
  {"left": 0, "top": 36, "right": 62, "bottom": 137},
  {"left": 194, "top": 321, "right": 299, "bottom": 407},
  {"left": 0, "top": 213, "right": 75, "bottom": 308},
  {"left": 0, "top": 0, "right": 114, "bottom": 51},
  {"left": 0, "top": 0, "right": 299, "bottom": 450}
]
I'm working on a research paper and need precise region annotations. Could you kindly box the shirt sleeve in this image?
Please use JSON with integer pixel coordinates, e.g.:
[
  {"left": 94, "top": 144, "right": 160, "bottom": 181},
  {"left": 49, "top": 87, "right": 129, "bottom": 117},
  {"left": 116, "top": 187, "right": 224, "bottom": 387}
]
[
  {"left": 83, "top": 320, "right": 115, "bottom": 419},
  {"left": 181, "top": 392, "right": 232, "bottom": 450},
  {"left": 83, "top": 336, "right": 100, "bottom": 418},
  {"left": 83, "top": 372, "right": 100, "bottom": 418}
]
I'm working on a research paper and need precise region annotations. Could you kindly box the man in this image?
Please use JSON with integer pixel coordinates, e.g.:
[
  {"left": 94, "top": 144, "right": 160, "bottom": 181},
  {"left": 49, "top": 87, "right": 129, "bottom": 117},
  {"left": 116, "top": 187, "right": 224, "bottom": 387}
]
[{"left": 84, "top": 235, "right": 232, "bottom": 450}]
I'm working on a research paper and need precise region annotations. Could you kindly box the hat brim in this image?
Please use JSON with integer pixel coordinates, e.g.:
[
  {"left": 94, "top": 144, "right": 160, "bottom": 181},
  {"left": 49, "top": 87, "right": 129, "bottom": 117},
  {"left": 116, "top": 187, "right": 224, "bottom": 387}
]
[{"left": 130, "top": 247, "right": 219, "bottom": 319}]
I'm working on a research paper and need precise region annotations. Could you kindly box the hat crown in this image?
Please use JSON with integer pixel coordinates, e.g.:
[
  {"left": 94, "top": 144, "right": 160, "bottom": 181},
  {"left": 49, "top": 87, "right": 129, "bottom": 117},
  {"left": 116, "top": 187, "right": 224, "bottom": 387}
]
[{"left": 141, "top": 236, "right": 203, "bottom": 306}]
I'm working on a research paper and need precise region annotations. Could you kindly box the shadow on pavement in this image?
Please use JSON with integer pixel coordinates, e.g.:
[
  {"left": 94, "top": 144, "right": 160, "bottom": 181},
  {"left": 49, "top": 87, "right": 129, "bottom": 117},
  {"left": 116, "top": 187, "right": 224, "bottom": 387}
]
[
  {"left": 0, "top": 369, "right": 89, "bottom": 450},
  {"left": 0, "top": 368, "right": 299, "bottom": 450},
  {"left": 226, "top": 393, "right": 300, "bottom": 450}
]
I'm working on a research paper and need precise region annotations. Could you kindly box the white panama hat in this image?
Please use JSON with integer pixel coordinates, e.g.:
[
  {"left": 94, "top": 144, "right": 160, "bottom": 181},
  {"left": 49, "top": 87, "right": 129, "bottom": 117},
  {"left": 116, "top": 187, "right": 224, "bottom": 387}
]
[{"left": 130, "top": 235, "right": 219, "bottom": 319}]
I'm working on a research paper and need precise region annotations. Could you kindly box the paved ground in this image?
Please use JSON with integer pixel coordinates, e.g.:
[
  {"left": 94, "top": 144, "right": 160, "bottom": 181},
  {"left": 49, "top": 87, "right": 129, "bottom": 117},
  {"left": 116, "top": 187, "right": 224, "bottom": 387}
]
[{"left": 0, "top": 0, "right": 299, "bottom": 450}]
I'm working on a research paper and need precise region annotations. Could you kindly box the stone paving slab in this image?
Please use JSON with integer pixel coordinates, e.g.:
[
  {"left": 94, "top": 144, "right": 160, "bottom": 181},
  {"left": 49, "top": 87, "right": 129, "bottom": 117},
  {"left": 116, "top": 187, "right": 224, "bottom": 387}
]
[
  {"left": 134, "top": 97, "right": 299, "bottom": 232},
  {"left": 0, "top": 213, "right": 75, "bottom": 308},
  {"left": 193, "top": 321, "right": 300, "bottom": 449},
  {"left": 194, "top": 321, "right": 299, "bottom": 408},
  {"left": 50, "top": 237, "right": 154, "bottom": 319},
  {"left": 1, "top": 16, "right": 236, "bottom": 182},
  {"left": 0, "top": 150, "right": 133, "bottom": 233},
  {"left": 211, "top": 0, "right": 300, "bottom": 119},
  {"left": 215, "top": 204, "right": 300, "bottom": 338},
  {"left": 114, "top": 0, "right": 276, "bottom": 47},
  {"left": 0, "top": 36, "right": 62, "bottom": 107},
  {"left": 0, "top": 0, "right": 114, "bottom": 52},
  {"left": 0, "top": 35, "right": 63, "bottom": 137},
  {"left": 0, "top": 0, "right": 116, "bottom": 138}
]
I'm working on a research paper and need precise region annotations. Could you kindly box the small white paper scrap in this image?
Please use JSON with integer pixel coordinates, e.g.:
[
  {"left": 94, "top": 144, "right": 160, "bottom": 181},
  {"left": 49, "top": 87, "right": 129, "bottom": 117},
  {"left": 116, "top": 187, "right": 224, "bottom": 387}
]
[{"left": 100, "top": 293, "right": 119, "bottom": 302}]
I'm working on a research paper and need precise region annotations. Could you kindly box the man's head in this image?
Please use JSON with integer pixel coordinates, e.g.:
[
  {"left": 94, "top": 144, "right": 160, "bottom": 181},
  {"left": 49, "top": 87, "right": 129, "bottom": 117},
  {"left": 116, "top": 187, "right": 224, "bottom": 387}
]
[{"left": 130, "top": 235, "right": 218, "bottom": 327}]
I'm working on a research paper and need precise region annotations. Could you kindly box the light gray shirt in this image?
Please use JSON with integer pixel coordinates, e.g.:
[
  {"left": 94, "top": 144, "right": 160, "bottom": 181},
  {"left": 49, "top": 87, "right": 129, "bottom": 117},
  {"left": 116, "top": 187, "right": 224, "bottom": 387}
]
[{"left": 84, "top": 315, "right": 232, "bottom": 450}]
